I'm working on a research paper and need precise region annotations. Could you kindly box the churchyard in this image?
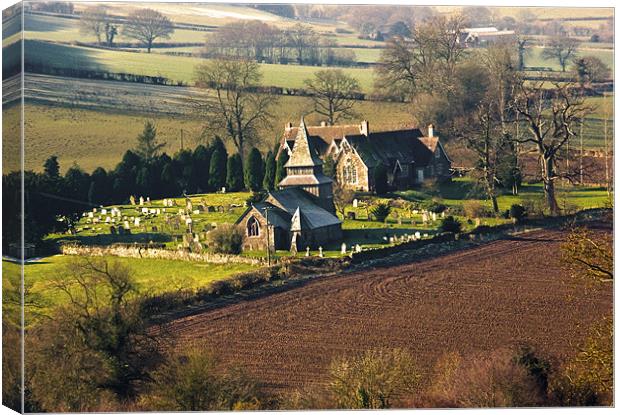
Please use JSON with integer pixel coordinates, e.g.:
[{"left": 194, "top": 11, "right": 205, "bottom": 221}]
[{"left": 47, "top": 177, "right": 611, "bottom": 259}]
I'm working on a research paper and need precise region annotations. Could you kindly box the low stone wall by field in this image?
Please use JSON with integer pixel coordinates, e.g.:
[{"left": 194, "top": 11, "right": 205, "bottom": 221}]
[{"left": 60, "top": 243, "right": 265, "bottom": 266}]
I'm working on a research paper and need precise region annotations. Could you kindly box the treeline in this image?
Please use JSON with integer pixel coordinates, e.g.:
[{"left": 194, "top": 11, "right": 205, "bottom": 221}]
[
  {"left": 2, "top": 121, "right": 289, "bottom": 249},
  {"left": 204, "top": 20, "right": 357, "bottom": 66}
]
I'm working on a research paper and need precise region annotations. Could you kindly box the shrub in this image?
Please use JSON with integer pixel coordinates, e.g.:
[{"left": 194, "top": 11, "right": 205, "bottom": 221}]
[
  {"left": 509, "top": 204, "right": 527, "bottom": 223},
  {"left": 463, "top": 200, "right": 491, "bottom": 218},
  {"left": 440, "top": 216, "right": 462, "bottom": 233},
  {"left": 419, "top": 349, "right": 545, "bottom": 408},
  {"left": 206, "top": 224, "right": 243, "bottom": 254},
  {"left": 328, "top": 349, "right": 419, "bottom": 409},
  {"left": 371, "top": 203, "right": 391, "bottom": 223},
  {"left": 424, "top": 199, "right": 447, "bottom": 214},
  {"left": 142, "top": 346, "right": 263, "bottom": 411}
]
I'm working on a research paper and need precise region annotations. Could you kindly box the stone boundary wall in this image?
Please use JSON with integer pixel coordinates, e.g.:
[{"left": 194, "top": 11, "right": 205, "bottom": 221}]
[{"left": 60, "top": 244, "right": 266, "bottom": 266}]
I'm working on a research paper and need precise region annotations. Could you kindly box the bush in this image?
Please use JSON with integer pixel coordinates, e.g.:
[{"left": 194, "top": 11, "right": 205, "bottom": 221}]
[
  {"left": 509, "top": 204, "right": 527, "bottom": 223},
  {"left": 418, "top": 349, "right": 545, "bottom": 408},
  {"left": 206, "top": 224, "right": 244, "bottom": 254},
  {"left": 440, "top": 216, "right": 462, "bottom": 233},
  {"left": 463, "top": 200, "right": 492, "bottom": 218},
  {"left": 424, "top": 199, "right": 447, "bottom": 214},
  {"left": 371, "top": 203, "right": 391, "bottom": 223},
  {"left": 328, "top": 349, "right": 419, "bottom": 409}
]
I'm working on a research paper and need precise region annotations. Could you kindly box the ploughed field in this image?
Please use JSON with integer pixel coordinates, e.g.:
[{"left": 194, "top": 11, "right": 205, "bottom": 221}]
[{"left": 166, "top": 226, "right": 613, "bottom": 393}]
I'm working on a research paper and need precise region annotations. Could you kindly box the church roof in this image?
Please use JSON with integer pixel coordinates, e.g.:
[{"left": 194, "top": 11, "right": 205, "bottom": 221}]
[
  {"left": 284, "top": 118, "right": 324, "bottom": 168},
  {"left": 266, "top": 188, "right": 341, "bottom": 230}
]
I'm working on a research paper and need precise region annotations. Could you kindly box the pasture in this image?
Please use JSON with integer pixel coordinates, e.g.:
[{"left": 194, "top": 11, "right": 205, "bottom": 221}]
[{"left": 2, "top": 256, "right": 256, "bottom": 319}]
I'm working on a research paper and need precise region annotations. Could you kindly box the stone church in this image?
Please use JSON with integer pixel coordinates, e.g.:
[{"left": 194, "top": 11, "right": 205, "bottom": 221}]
[
  {"left": 280, "top": 120, "right": 452, "bottom": 192},
  {"left": 236, "top": 118, "right": 342, "bottom": 252}
]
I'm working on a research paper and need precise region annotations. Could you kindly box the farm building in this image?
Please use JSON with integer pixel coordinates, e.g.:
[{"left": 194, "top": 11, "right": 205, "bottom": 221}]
[
  {"left": 458, "top": 27, "right": 517, "bottom": 47},
  {"left": 279, "top": 120, "right": 451, "bottom": 192},
  {"left": 237, "top": 118, "right": 342, "bottom": 252}
]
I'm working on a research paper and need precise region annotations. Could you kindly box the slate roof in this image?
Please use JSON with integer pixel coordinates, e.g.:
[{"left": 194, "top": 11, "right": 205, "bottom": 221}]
[
  {"left": 266, "top": 187, "right": 341, "bottom": 230},
  {"left": 284, "top": 118, "right": 323, "bottom": 168},
  {"left": 283, "top": 124, "right": 362, "bottom": 156},
  {"left": 344, "top": 129, "right": 437, "bottom": 168}
]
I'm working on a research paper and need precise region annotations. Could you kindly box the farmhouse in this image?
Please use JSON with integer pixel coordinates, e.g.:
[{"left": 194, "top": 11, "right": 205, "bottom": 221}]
[
  {"left": 237, "top": 118, "right": 342, "bottom": 252},
  {"left": 458, "top": 27, "right": 517, "bottom": 47},
  {"left": 280, "top": 120, "right": 451, "bottom": 192}
]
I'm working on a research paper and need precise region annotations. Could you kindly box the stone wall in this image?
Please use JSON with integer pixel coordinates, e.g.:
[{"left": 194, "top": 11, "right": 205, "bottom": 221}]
[{"left": 60, "top": 243, "right": 265, "bottom": 265}]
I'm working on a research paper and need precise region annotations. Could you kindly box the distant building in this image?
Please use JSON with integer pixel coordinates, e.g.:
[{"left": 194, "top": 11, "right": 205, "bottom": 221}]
[
  {"left": 459, "top": 27, "right": 516, "bottom": 47},
  {"left": 236, "top": 118, "right": 342, "bottom": 252},
  {"left": 280, "top": 120, "right": 451, "bottom": 192}
]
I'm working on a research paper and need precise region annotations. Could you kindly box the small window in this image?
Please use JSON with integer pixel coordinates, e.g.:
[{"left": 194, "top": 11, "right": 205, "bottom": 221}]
[{"left": 247, "top": 216, "right": 260, "bottom": 237}]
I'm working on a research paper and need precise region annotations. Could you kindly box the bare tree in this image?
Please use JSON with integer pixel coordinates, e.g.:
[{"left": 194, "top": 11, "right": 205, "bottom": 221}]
[
  {"left": 194, "top": 58, "right": 277, "bottom": 161},
  {"left": 541, "top": 36, "right": 580, "bottom": 72},
  {"left": 561, "top": 225, "right": 613, "bottom": 283},
  {"left": 375, "top": 14, "right": 466, "bottom": 97},
  {"left": 123, "top": 8, "right": 174, "bottom": 53},
  {"left": 304, "top": 69, "right": 361, "bottom": 125},
  {"left": 288, "top": 23, "right": 318, "bottom": 65},
  {"left": 79, "top": 5, "right": 107, "bottom": 44},
  {"left": 511, "top": 80, "right": 592, "bottom": 215}
]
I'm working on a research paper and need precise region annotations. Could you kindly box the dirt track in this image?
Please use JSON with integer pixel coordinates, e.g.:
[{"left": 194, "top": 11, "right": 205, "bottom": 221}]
[{"left": 166, "top": 228, "right": 613, "bottom": 393}]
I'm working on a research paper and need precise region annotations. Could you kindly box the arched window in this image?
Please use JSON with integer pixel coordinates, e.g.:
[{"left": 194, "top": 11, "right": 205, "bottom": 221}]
[
  {"left": 343, "top": 158, "right": 357, "bottom": 185},
  {"left": 247, "top": 216, "right": 260, "bottom": 237}
]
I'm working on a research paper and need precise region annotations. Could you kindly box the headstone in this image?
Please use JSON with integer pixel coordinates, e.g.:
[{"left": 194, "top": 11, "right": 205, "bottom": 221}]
[
  {"left": 186, "top": 198, "right": 193, "bottom": 212},
  {"left": 193, "top": 210, "right": 200, "bottom": 215},
  {"left": 150, "top": 208, "right": 157, "bottom": 214},
  {"left": 92, "top": 208, "right": 97, "bottom": 213},
  {"left": 422, "top": 212, "right": 428, "bottom": 224},
  {"left": 397, "top": 217, "right": 402, "bottom": 225},
  {"left": 475, "top": 218, "right": 481, "bottom": 227},
  {"left": 318, "top": 246, "right": 323, "bottom": 258},
  {"left": 146, "top": 197, "right": 150, "bottom": 204},
  {"left": 105, "top": 216, "right": 111, "bottom": 223},
  {"left": 346, "top": 211, "right": 356, "bottom": 220},
  {"left": 423, "top": 233, "right": 429, "bottom": 238},
  {"left": 221, "top": 187, "right": 226, "bottom": 193},
  {"left": 432, "top": 212, "right": 437, "bottom": 221},
  {"left": 305, "top": 247, "right": 310, "bottom": 257},
  {"left": 415, "top": 231, "right": 421, "bottom": 240},
  {"left": 355, "top": 244, "right": 362, "bottom": 253},
  {"left": 341, "top": 242, "right": 347, "bottom": 254},
  {"left": 123, "top": 221, "right": 130, "bottom": 230},
  {"left": 134, "top": 217, "right": 140, "bottom": 227},
  {"left": 352, "top": 198, "right": 358, "bottom": 208},
  {"left": 88, "top": 212, "right": 94, "bottom": 218},
  {"left": 130, "top": 195, "right": 136, "bottom": 205},
  {"left": 441, "top": 211, "right": 446, "bottom": 218},
  {"left": 101, "top": 209, "right": 107, "bottom": 215},
  {"left": 142, "top": 207, "right": 149, "bottom": 214},
  {"left": 139, "top": 196, "right": 144, "bottom": 206}
]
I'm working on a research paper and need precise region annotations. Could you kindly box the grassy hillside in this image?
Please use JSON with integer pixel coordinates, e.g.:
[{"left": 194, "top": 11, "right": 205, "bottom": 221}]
[
  {"left": 3, "top": 256, "right": 256, "bottom": 317},
  {"left": 21, "top": 98, "right": 414, "bottom": 173},
  {"left": 25, "top": 40, "right": 377, "bottom": 91}
]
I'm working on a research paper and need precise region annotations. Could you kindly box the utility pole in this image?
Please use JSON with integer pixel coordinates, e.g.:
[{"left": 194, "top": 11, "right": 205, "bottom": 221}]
[
  {"left": 180, "top": 128, "right": 184, "bottom": 151},
  {"left": 264, "top": 206, "right": 272, "bottom": 266}
]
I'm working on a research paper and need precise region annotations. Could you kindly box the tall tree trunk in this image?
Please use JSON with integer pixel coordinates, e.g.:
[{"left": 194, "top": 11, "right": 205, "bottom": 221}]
[{"left": 542, "top": 155, "right": 560, "bottom": 215}]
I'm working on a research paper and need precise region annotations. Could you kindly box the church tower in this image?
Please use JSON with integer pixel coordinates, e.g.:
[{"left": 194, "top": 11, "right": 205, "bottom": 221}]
[{"left": 278, "top": 117, "right": 335, "bottom": 212}]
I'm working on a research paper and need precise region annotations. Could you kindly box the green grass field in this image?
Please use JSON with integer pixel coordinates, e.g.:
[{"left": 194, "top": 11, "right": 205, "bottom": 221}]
[
  {"left": 25, "top": 40, "right": 377, "bottom": 91},
  {"left": 19, "top": 99, "right": 413, "bottom": 173},
  {"left": 525, "top": 46, "right": 614, "bottom": 72},
  {"left": 3, "top": 255, "right": 257, "bottom": 318}
]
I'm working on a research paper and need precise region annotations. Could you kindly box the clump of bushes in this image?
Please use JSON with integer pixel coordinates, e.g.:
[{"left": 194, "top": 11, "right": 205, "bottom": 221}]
[
  {"left": 440, "top": 216, "right": 462, "bottom": 234},
  {"left": 424, "top": 199, "right": 447, "bottom": 214},
  {"left": 371, "top": 203, "right": 392, "bottom": 223},
  {"left": 463, "top": 200, "right": 493, "bottom": 218},
  {"left": 206, "top": 224, "right": 244, "bottom": 254},
  {"left": 509, "top": 204, "right": 527, "bottom": 223}
]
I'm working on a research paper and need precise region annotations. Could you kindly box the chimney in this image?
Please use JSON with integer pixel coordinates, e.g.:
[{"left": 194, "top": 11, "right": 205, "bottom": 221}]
[
  {"left": 285, "top": 122, "right": 293, "bottom": 130},
  {"left": 320, "top": 121, "right": 327, "bottom": 127},
  {"left": 360, "top": 120, "right": 369, "bottom": 136},
  {"left": 427, "top": 124, "right": 434, "bottom": 137}
]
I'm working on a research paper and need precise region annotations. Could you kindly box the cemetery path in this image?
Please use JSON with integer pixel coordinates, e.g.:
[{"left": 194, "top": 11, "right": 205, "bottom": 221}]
[{"left": 164, "top": 226, "right": 612, "bottom": 394}]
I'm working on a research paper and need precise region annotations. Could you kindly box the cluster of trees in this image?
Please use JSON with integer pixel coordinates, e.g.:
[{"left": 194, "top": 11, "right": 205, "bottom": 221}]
[
  {"left": 28, "top": 1, "right": 74, "bottom": 14},
  {"left": 375, "top": 14, "right": 600, "bottom": 215},
  {"left": 2, "top": 120, "right": 289, "bottom": 248},
  {"left": 80, "top": 6, "right": 174, "bottom": 52},
  {"left": 204, "top": 21, "right": 356, "bottom": 66}
]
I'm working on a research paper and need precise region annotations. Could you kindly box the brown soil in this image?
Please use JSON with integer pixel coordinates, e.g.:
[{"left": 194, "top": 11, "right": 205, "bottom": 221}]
[{"left": 166, "top": 227, "right": 613, "bottom": 394}]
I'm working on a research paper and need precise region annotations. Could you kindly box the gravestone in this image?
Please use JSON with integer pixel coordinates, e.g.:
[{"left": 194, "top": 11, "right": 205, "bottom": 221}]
[
  {"left": 134, "top": 217, "right": 140, "bottom": 227},
  {"left": 346, "top": 211, "right": 356, "bottom": 220},
  {"left": 101, "top": 209, "right": 107, "bottom": 215},
  {"left": 341, "top": 242, "right": 347, "bottom": 254},
  {"left": 305, "top": 247, "right": 310, "bottom": 257},
  {"left": 130, "top": 195, "right": 136, "bottom": 205},
  {"left": 355, "top": 244, "right": 362, "bottom": 253},
  {"left": 186, "top": 198, "right": 193, "bottom": 212},
  {"left": 146, "top": 197, "right": 151, "bottom": 204},
  {"left": 352, "top": 199, "right": 358, "bottom": 208},
  {"left": 415, "top": 231, "right": 421, "bottom": 240},
  {"left": 139, "top": 196, "right": 144, "bottom": 206},
  {"left": 318, "top": 246, "right": 323, "bottom": 258},
  {"left": 124, "top": 220, "right": 130, "bottom": 229}
]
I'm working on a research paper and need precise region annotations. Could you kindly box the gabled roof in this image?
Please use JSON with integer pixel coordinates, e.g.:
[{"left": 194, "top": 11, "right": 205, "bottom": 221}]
[
  {"left": 344, "top": 128, "right": 436, "bottom": 168},
  {"left": 266, "top": 188, "right": 341, "bottom": 230},
  {"left": 284, "top": 118, "right": 323, "bottom": 168},
  {"left": 235, "top": 202, "right": 292, "bottom": 230}
]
